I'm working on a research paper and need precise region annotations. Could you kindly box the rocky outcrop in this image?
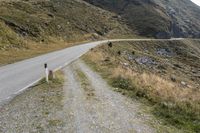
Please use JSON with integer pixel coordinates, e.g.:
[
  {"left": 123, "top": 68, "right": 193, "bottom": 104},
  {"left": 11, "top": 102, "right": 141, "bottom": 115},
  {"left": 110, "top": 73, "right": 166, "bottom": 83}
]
[{"left": 85, "top": 0, "right": 200, "bottom": 38}]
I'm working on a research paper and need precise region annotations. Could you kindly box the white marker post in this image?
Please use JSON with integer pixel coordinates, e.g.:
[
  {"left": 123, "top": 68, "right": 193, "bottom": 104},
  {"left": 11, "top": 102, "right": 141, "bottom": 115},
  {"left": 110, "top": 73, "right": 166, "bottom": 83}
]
[{"left": 44, "top": 63, "right": 49, "bottom": 83}]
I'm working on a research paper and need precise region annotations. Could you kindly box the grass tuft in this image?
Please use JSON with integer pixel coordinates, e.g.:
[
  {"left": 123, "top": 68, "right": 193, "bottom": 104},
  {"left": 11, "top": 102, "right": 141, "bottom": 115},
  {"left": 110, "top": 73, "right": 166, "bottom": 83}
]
[{"left": 112, "top": 76, "right": 133, "bottom": 90}]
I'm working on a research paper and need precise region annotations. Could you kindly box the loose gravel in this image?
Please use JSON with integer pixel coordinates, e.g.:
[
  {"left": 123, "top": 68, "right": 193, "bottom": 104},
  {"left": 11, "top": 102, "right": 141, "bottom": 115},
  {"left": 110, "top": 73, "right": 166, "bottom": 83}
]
[{"left": 0, "top": 60, "right": 182, "bottom": 133}]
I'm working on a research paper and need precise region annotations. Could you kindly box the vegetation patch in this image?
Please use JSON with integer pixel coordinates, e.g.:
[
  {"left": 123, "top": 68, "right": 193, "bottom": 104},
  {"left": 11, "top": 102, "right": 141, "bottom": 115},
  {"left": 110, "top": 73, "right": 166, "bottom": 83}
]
[
  {"left": 82, "top": 40, "right": 200, "bottom": 132},
  {"left": 111, "top": 76, "right": 133, "bottom": 90},
  {"left": 48, "top": 119, "right": 63, "bottom": 127}
]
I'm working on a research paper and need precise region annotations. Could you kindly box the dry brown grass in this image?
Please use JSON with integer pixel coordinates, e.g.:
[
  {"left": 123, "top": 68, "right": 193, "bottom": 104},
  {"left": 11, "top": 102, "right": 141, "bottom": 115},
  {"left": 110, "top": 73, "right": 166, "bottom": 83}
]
[
  {"left": 111, "top": 65, "right": 200, "bottom": 112},
  {"left": 83, "top": 45, "right": 200, "bottom": 131},
  {"left": 0, "top": 36, "right": 93, "bottom": 65},
  {"left": 86, "top": 45, "right": 200, "bottom": 106}
]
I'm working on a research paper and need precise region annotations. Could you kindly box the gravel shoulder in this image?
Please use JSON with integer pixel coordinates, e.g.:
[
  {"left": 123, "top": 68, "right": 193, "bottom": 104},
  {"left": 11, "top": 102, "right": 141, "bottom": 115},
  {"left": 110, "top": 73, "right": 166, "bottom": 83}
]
[
  {"left": 73, "top": 60, "right": 182, "bottom": 133},
  {"left": 0, "top": 60, "right": 182, "bottom": 133}
]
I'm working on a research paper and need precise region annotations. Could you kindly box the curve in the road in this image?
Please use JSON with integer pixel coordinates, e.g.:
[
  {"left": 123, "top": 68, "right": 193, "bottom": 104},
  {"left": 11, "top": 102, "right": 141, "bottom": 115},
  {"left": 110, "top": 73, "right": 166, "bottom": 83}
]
[{"left": 0, "top": 38, "right": 184, "bottom": 105}]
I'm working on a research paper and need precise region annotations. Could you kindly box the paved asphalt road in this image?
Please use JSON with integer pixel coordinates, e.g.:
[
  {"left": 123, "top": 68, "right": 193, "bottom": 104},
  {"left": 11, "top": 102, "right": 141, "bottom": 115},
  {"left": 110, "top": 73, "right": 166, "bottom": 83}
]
[{"left": 0, "top": 39, "right": 183, "bottom": 105}]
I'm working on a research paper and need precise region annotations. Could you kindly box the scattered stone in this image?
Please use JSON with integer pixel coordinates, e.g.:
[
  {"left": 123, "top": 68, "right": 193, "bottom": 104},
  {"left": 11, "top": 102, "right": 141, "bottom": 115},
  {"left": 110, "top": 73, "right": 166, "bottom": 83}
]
[
  {"left": 156, "top": 48, "right": 174, "bottom": 57},
  {"left": 171, "top": 75, "right": 176, "bottom": 82},
  {"left": 104, "top": 57, "right": 110, "bottom": 62},
  {"left": 108, "top": 42, "right": 112, "bottom": 47},
  {"left": 187, "top": 85, "right": 192, "bottom": 88},
  {"left": 157, "top": 65, "right": 167, "bottom": 70},
  {"left": 121, "top": 50, "right": 135, "bottom": 61},
  {"left": 181, "top": 81, "right": 186, "bottom": 86},
  {"left": 122, "top": 63, "right": 129, "bottom": 67},
  {"left": 196, "top": 75, "right": 200, "bottom": 79},
  {"left": 127, "top": 54, "right": 135, "bottom": 61},
  {"left": 47, "top": 13, "right": 54, "bottom": 18},
  {"left": 144, "top": 48, "right": 148, "bottom": 53},
  {"left": 124, "top": 63, "right": 129, "bottom": 66},
  {"left": 57, "top": 25, "right": 62, "bottom": 29},
  {"left": 122, "top": 50, "right": 128, "bottom": 55},
  {"left": 162, "top": 102, "right": 175, "bottom": 108},
  {"left": 114, "top": 88, "right": 119, "bottom": 91},
  {"left": 22, "top": 31, "right": 28, "bottom": 36},
  {"left": 174, "top": 64, "right": 182, "bottom": 69},
  {"left": 192, "top": 70, "right": 197, "bottom": 74},
  {"left": 117, "top": 51, "right": 121, "bottom": 55},
  {"left": 44, "top": 22, "right": 49, "bottom": 26},
  {"left": 135, "top": 56, "right": 157, "bottom": 65}
]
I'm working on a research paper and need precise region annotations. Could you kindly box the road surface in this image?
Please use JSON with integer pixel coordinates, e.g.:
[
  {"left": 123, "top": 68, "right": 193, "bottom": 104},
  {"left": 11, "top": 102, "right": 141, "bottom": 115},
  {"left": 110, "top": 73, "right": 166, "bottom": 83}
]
[
  {"left": 0, "top": 60, "right": 181, "bottom": 132},
  {"left": 0, "top": 38, "right": 183, "bottom": 105}
]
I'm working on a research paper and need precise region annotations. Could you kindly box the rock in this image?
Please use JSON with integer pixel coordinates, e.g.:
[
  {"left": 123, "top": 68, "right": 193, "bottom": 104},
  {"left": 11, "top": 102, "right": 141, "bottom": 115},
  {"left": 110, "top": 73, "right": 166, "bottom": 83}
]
[
  {"left": 191, "top": 69, "right": 197, "bottom": 74},
  {"left": 156, "top": 48, "right": 174, "bottom": 57},
  {"left": 156, "top": 31, "right": 171, "bottom": 39},
  {"left": 108, "top": 42, "right": 112, "bottom": 47},
  {"left": 187, "top": 85, "right": 192, "bottom": 88},
  {"left": 22, "top": 31, "right": 28, "bottom": 36},
  {"left": 104, "top": 57, "right": 110, "bottom": 62},
  {"left": 47, "top": 13, "right": 54, "bottom": 18},
  {"left": 181, "top": 81, "right": 186, "bottom": 86},
  {"left": 162, "top": 102, "right": 175, "bottom": 108},
  {"left": 123, "top": 63, "right": 129, "bottom": 67},
  {"left": 117, "top": 51, "right": 121, "bottom": 55},
  {"left": 135, "top": 56, "right": 157, "bottom": 65},
  {"left": 144, "top": 48, "right": 148, "bottom": 53},
  {"left": 57, "top": 25, "right": 62, "bottom": 29},
  {"left": 127, "top": 54, "right": 134, "bottom": 61},
  {"left": 174, "top": 64, "right": 182, "bottom": 68},
  {"left": 171, "top": 75, "right": 176, "bottom": 82},
  {"left": 157, "top": 64, "right": 167, "bottom": 70}
]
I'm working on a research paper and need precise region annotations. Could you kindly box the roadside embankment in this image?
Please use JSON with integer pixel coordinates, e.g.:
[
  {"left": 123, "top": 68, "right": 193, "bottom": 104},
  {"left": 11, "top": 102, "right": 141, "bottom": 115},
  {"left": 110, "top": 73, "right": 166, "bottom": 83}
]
[{"left": 82, "top": 39, "right": 200, "bottom": 132}]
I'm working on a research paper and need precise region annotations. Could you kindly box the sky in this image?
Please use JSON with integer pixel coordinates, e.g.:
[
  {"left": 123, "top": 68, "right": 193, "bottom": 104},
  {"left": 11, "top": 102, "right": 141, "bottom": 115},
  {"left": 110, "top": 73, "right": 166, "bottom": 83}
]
[{"left": 191, "top": 0, "right": 200, "bottom": 6}]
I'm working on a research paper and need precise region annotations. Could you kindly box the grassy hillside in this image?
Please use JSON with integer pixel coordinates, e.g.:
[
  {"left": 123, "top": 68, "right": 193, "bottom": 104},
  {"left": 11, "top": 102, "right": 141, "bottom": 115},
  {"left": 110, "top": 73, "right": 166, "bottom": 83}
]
[
  {"left": 0, "top": 0, "right": 131, "bottom": 44},
  {"left": 0, "top": 0, "right": 134, "bottom": 65},
  {"left": 0, "top": 20, "right": 26, "bottom": 49},
  {"left": 83, "top": 39, "right": 200, "bottom": 132},
  {"left": 85, "top": 0, "right": 200, "bottom": 38}
]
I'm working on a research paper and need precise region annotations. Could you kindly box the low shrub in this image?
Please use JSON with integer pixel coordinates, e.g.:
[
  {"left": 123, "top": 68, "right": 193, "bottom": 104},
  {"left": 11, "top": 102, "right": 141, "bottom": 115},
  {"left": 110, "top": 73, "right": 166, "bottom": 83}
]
[{"left": 111, "top": 76, "right": 133, "bottom": 90}]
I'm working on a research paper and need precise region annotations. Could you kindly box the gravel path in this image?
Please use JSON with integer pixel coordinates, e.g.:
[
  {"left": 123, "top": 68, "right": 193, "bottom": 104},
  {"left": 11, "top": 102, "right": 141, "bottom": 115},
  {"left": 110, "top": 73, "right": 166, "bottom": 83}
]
[
  {"left": 72, "top": 61, "right": 155, "bottom": 133},
  {"left": 62, "top": 60, "right": 181, "bottom": 133},
  {"left": 0, "top": 60, "right": 182, "bottom": 133}
]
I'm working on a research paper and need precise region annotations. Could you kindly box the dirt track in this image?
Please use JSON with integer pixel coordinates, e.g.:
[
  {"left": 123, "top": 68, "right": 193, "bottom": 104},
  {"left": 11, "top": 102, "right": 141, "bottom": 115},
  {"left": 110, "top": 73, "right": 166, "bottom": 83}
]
[
  {"left": 61, "top": 60, "right": 181, "bottom": 133},
  {"left": 0, "top": 60, "right": 182, "bottom": 133}
]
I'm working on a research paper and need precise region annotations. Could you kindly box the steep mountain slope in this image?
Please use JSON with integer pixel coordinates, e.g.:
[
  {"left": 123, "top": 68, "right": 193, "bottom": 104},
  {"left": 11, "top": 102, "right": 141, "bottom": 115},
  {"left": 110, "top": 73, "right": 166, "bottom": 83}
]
[
  {"left": 84, "top": 0, "right": 200, "bottom": 38},
  {"left": 0, "top": 0, "right": 135, "bottom": 65},
  {"left": 0, "top": 0, "right": 131, "bottom": 49}
]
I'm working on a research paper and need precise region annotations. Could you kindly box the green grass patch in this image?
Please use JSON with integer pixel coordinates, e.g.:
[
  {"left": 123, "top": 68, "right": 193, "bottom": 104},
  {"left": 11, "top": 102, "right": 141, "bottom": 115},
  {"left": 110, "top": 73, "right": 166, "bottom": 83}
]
[
  {"left": 154, "top": 104, "right": 200, "bottom": 133},
  {"left": 82, "top": 44, "right": 200, "bottom": 132},
  {"left": 111, "top": 76, "right": 133, "bottom": 90},
  {"left": 101, "top": 69, "right": 199, "bottom": 132}
]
